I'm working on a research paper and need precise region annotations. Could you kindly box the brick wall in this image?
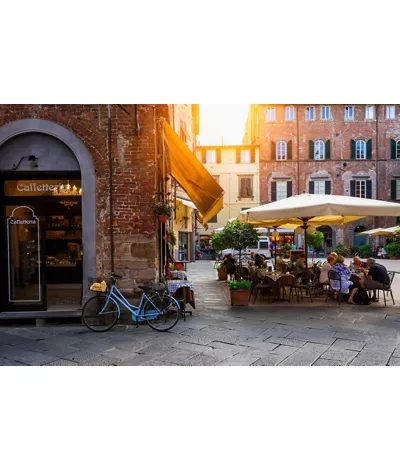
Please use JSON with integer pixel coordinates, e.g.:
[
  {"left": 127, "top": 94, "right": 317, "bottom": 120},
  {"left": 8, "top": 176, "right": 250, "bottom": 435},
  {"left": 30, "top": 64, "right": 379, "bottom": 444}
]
[
  {"left": 255, "top": 104, "right": 400, "bottom": 246},
  {"left": 0, "top": 104, "right": 162, "bottom": 290}
]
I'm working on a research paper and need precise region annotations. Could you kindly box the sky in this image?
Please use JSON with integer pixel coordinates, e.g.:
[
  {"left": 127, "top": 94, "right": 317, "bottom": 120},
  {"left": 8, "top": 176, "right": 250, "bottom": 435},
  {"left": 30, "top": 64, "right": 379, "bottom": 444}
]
[{"left": 198, "top": 104, "right": 249, "bottom": 146}]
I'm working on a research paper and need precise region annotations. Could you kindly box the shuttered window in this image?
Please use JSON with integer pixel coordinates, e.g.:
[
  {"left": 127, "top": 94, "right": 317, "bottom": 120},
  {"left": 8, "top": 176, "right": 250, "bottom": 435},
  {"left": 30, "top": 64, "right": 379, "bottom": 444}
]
[
  {"left": 356, "top": 180, "right": 367, "bottom": 198},
  {"left": 321, "top": 106, "right": 331, "bottom": 120},
  {"left": 356, "top": 140, "right": 366, "bottom": 159},
  {"left": 396, "top": 181, "right": 400, "bottom": 200},
  {"left": 306, "top": 106, "right": 315, "bottom": 120},
  {"left": 239, "top": 176, "right": 253, "bottom": 198},
  {"left": 397, "top": 141, "right": 400, "bottom": 159},
  {"left": 276, "top": 141, "right": 287, "bottom": 160},
  {"left": 240, "top": 149, "right": 250, "bottom": 163},
  {"left": 314, "top": 140, "right": 325, "bottom": 160},
  {"left": 276, "top": 181, "right": 288, "bottom": 200},
  {"left": 285, "top": 106, "right": 295, "bottom": 120},
  {"left": 314, "top": 180, "right": 326, "bottom": 194},
  {"left": 206, "top": 150, "right": 216, "bottom": 163}
]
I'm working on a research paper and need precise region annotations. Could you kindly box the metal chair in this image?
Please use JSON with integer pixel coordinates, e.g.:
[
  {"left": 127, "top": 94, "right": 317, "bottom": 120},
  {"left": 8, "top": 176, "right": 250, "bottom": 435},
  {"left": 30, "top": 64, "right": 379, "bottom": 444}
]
[
  {"left": 277, "top": 274, "right": 296, "bottom": 303},
  {"left": 326, "top": 269, "right": 343, "bottom": 304},
  {"left": 375, "top": 271, "right": 396, "bottom": 306},
  {"left": 252, "top": 273, "right": 272, "bottom": 303},
  {"left": 292, "top": 270, "right": 314, "bottom": 303}
]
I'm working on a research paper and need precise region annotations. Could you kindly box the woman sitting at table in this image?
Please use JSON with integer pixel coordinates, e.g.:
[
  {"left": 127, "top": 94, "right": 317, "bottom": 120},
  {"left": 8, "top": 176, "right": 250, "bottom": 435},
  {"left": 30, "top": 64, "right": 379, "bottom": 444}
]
[
  {"left": 330, "top": 255, "right": 357, "bottom": 304},
  {"left": 254, "top": 253, "right": 264, "bottom": 267},
  {"left": 320, "top": 254, "right": 336, "bottom": 284},
  {"left": 352, "top": 256, "right": 366, "bottom": 270}
]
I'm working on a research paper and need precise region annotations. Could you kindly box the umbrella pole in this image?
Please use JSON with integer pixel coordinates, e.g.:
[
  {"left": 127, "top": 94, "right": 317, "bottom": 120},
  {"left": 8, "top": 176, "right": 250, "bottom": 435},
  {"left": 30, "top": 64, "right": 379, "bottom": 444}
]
[{"left": 274, "top": 238, "right": 277, "bottom": 270}]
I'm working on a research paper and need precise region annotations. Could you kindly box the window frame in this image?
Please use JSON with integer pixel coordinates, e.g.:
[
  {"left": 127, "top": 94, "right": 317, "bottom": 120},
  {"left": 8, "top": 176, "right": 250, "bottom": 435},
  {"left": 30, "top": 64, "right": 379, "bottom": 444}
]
[
  {"left": 365, "top": 105, "right": 375, "bottom": 120},
  {"left": 276, "top": 181, "right": 288, "bottom": 201},
  {"left": 396, "top": 141, "right": 400, "bottom": 160},
  {"left": 344, "top": 106, "right": 354, "bottom": 121},
  {"left": 386, "top": 105, "right": 396, "bottom": 119},
  {"left": 276, "top": 141, "right": 287, "bottom": 161},
  {"left": 285, "top": 106, "right": 295, "bottom": 121},
  {"left": 240, "top": 149, "right": 251, "bottom": 163},
  {"left": 238, "top": 175, "right": 254, "bottom": 198},
  {"left": 355, "top": 179, "right": 367, "bottom": 198},
  {"left": 305, "top": 106, "right": 315, "bottom": 121},
  {"left": 321, "top": 106, "right": 331, "bottom": 120},
  {"left": 314, "top": 140, "right": 325, "bottom": 160},
  {"left": 206, "top": 150, "right": 216, "bottom": 163},
  {"left": 355, "top": 140, "right": 366, "bottom": 160},
  {"left": 266, "top": 107, "right": 276, "bottom": 121},
  {"left": 314, "top": 180, "right": 326, "bottom": 195}
]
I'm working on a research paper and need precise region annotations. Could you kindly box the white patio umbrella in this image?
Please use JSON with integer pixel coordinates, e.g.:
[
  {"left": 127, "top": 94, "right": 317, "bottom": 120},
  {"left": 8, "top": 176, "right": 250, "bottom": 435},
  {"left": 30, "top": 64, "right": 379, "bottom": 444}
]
[{"left": 238, "top": 193, "right": 400, "bottom": 266}]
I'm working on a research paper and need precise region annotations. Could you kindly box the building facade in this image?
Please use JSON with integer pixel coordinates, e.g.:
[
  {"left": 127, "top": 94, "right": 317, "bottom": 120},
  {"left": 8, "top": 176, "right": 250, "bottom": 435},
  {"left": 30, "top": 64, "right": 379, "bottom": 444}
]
[
  {"left": 0, "top": 104, "right": 201, "bottom": 315},
  {"left": 195, "top": 145, "right": 259, "bottom": 245},
  {"left": 244, "top": 104, "right": 400, "bottom": 250}
]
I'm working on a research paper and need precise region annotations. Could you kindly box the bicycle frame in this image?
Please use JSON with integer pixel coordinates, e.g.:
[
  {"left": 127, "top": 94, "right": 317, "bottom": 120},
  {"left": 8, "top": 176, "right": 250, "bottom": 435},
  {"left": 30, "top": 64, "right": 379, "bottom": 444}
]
[{"left": 100, "top": 284, "right": 180, "bottom": 322}]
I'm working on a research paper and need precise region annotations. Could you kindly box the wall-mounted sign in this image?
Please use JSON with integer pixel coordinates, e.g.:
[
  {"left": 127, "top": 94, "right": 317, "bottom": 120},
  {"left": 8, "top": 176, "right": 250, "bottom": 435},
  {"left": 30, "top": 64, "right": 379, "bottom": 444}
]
[
  {"left": 7, "top": 206, "right": 41, "bottom": 303},
  {"left": 4, "top": 180, "right": 81, "bottom": 197}
]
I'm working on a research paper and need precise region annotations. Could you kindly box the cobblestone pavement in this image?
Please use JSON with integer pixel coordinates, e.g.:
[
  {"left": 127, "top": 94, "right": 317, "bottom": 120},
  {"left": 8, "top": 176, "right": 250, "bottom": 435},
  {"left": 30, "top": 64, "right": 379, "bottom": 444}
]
[{"left": 1, "top": 260, "right": 400, "bottom": 366}]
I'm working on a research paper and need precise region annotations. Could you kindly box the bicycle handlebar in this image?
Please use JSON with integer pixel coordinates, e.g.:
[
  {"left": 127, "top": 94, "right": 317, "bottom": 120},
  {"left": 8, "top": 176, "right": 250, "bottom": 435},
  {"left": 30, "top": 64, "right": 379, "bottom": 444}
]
[{"left": 110, "top": 272, "right": 123, "bottom": 279}]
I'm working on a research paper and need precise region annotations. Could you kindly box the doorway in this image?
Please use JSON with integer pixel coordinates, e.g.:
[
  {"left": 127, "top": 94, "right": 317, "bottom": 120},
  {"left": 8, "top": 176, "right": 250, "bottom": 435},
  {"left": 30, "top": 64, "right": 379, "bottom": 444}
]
[
  {"left": 1, "top": 174, "right": 83, "bottom": 312},
  {"left": 354, "top": 225, "right": 367, "bottom": 247}
]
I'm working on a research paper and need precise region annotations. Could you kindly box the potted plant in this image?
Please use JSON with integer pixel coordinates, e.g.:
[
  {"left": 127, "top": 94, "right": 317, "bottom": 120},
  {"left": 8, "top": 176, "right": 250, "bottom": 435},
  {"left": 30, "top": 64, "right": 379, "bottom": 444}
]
[
  {"left": 358, "top": 244, "right": 372, "bottom": 258},
  {"left": 167, "top": 230, "right": 177, "bottom": 246},
  {"left": 228, "top": 280, "right": 253, "bottom": 306},
  {"left": 335, "top": 243, "right": 351, "bottom": 257},
  {"left": 216, "top": 263, "right": 227, "bottom": 280},
  {"left": 154, "top": 199, "right": 174, "bottom": 223},
  {"left": 385, "top": 242, "right": 400, "bottom": 260}
]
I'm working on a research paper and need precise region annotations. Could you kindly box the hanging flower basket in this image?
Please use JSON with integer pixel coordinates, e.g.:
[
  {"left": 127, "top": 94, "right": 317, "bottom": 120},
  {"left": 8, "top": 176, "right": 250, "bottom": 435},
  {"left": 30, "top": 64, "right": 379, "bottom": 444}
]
[{"left": 158, "top": 214, "right": 169, "bottom": 223}]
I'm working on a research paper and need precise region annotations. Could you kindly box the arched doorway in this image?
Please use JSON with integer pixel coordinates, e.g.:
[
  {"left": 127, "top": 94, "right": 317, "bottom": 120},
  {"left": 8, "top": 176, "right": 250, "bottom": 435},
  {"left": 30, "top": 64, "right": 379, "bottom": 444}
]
[
  {"left": 0, "top": 119, "right": 96, "bottom": 312},
  {"left": 317, "top": 225, "right": 333, "bottom": 255},
  {"left": 354, "top": 225, "right": 367, "bottom": 247}
]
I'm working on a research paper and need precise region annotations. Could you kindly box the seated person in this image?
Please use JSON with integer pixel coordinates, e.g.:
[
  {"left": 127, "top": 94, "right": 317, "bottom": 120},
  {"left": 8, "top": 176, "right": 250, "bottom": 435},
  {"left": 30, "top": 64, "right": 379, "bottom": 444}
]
[
  {"left": 293, "top": 254, "right": 307, "bottom": 278},
  {"left": 330, "top": 255, "right": 356, "bottom": 303},
  {"left": 329, "top": 252, "right": 338, "bottom": 258},
  {"left": 223, "top": 253, "right": 237, "bottom": 275},
  {"left": 320, "top": 254, "right": 336, "bottom": 284},
  {"left": 353, "top": 256, "right": 366, "bottom": 271},
  {"left": 254, "top": 253, "right": 264, "bottom": 267},
  {"left": 359, "top": 258, "right": 390, "bottom": 302}
]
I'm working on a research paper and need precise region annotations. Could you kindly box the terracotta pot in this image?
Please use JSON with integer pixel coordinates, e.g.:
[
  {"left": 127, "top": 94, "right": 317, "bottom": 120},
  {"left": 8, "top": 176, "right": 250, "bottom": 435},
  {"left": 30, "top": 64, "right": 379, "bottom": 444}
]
[
  {"left": 230, "top": 289, "right": 250, "bottom": 306},
  {"left": 217, "top": 267, "right": 227, "bottom": 281},
  {"left": 390, "top": 256, "right": 397, "bottom": 260},
  {"left": 158, "top": 214, "right": 169, "bottom": 223}
]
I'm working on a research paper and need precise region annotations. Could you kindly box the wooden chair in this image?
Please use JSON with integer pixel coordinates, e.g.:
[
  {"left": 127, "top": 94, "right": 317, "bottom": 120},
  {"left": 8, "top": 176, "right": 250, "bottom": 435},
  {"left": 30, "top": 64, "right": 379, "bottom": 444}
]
[
  {"left": 252, "top": 273, "right": 272, "bottom": 304},
  {"left": 292, "top": 270, "right": 314, "bottom": 303},
  {"left": 277, "top": 274, "right": 296, "bottom": 303}
]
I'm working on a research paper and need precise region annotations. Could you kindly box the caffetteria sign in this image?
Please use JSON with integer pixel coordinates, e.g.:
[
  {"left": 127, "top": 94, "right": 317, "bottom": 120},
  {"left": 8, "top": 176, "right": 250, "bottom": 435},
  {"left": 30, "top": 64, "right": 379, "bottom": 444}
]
[{"left": 17, "top": 183, "right": 61, "bottom": 192}]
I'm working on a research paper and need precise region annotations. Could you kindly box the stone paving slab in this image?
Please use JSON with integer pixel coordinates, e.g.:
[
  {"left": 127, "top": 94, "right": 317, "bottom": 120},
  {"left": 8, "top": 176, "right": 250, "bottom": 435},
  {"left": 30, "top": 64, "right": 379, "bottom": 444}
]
[
  {"left": 279, "top": 343, "right": 330, "bottom": 366},
  {"left": 320, "top": 347, "right": 358, "bottom": 363},
  {"left": 331, "top": 339, "right": 366, "bottom": 351},
  {"left": 313, "top": 359, "right": 348, "bottom": 366}
]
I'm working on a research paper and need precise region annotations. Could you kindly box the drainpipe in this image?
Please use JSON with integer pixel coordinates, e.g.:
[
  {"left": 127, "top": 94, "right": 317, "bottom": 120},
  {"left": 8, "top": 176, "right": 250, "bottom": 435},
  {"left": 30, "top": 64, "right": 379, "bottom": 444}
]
[
  {"left": 296, "top": 105, "right": 300, "bottom": 194},
  {"left": 108, "top": 104, "right": 115, "bottom": 272},
  {"left": 375, "top": 104, "right": 379, "bottom": 228}
]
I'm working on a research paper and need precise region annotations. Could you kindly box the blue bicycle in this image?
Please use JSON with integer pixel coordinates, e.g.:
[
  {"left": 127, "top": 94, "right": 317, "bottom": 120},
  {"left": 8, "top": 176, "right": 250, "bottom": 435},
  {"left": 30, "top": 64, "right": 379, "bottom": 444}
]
[{"left": 82, "top": 273, "right": 181, "bottom": 332}]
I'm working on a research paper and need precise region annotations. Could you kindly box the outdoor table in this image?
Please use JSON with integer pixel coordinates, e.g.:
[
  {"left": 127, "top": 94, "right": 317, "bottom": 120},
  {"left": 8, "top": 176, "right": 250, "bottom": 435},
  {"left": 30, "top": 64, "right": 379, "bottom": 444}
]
[
  {"left": 170, "top": 270, "right": 187, "bottom": 280},
  {"left": 263, "top": 273, "right": 294, "bottom": 301},
  {"left": 167, "top": 280, "right": 195, "bottom": 309}
]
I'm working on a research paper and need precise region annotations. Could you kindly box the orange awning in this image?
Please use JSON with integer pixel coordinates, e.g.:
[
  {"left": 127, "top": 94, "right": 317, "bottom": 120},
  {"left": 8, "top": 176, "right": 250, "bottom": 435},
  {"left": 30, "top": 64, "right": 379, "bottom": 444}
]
[{"left": 163, "top": 121, "right": 224, "bottom": 225}]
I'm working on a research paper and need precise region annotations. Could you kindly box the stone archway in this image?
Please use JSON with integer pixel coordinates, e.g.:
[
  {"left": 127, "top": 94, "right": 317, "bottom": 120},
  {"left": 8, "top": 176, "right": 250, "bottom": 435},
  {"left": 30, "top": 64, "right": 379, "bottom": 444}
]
[{"left": 0, "top": 119, "right": 96, "bottom": 302}]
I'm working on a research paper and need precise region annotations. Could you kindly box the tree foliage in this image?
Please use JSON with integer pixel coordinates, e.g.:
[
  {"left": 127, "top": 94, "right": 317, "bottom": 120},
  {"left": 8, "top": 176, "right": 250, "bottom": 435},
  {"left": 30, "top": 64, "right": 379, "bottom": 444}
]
[{"left": 211, "top": 233, "right": 228, "bottom": 253}]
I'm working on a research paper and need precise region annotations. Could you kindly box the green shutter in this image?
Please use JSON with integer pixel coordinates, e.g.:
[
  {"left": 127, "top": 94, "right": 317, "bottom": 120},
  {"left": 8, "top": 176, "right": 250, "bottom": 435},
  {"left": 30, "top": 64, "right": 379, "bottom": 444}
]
[
  {"left": 325, "top": 180, "right": 331, "bottom": 194},
  {"left": 287, "top": 181, "right": 293, "bottom": 197},
  {"left": 366, "top": 180, "right": 372, "bottom": 199},
  {"left": 309, "top": 181, "right": 314, "bottom": 194},
  {"left": 350, "top": 180, "right": 356, "bottom": 197},
  {"left": 271, "top": 182, "right": 277, "bottom": 201},
  {"left": 325, "top": 140, "right": 331, "bottom": 160},
  {"left": 391, "top": 139, "right": 397, "bottom": 159},
  {"left": 391, "top": 180, "right": 397, "bottom": 200},
  {"left": 366, "top": 140, "right": 372, "bottom": 159},
  {"left": 350, "top": 139, "right": 356, "bottom": 159},
  {"left": 271, "top": 141, "right": 276, "bottom": 160},
  {"left": 309, "top": 140, "right": 314, "bottom": 159},
  {"left": 287, "top": 140, "right": 292, "bottom": 160}
]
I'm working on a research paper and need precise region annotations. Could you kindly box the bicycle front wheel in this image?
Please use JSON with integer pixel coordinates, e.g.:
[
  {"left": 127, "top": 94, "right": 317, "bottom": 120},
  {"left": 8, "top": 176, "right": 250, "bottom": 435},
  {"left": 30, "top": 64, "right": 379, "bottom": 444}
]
[
  {"left": 82, "top": 294, "right": 119, "bottom": 332},
  {"left": 144, "top": 293, "right": 180, "bottom": 332}
]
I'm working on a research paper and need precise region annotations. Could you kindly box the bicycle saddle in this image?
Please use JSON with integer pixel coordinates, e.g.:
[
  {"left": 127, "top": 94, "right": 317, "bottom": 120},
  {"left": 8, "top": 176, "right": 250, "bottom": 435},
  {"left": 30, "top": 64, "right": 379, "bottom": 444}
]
[{"left": 137, "top": 285, "right": 152, "bottom": 292}]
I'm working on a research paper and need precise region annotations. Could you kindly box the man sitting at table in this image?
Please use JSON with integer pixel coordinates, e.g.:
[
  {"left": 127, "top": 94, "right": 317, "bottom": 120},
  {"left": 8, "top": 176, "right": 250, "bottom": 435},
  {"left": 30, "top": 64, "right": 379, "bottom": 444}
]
[
  {"left": 293, "top": 254, "right": 307, "bottom": 278},
  {"left": 223, "top": 253, "right": 237, "bottom": 275},
  {"left": 359, "top": 258, "right": 390, "bottom": 302},
  {"left": 320, "top": 254, "right": 336, "bottom": 284}
]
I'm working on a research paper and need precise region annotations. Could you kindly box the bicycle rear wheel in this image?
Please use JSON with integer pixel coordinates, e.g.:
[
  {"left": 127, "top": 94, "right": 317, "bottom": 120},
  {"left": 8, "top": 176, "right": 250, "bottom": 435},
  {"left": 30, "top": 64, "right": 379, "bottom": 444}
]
[
  {"left": 82, "top": 294, "right": 119, "bottom": 332},
  {"left": 144, "top": 293, "right": 180, "bottom": 332}
]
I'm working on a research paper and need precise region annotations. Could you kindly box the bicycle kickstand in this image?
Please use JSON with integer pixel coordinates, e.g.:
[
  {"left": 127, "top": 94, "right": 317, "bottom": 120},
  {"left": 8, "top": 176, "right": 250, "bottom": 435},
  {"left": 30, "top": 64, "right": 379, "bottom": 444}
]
[{"left": 136, "top": 317, "right": 139, "bottom": 328}]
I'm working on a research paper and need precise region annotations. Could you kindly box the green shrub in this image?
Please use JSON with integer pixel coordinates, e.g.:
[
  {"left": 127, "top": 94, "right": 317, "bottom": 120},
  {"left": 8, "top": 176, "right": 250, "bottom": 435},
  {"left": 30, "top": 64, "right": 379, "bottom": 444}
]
[
  {"left": 227, "top": 280, "right": 252, "bottom": 290},
  {"left": 385, "top": 243, "right": 400, "bottom": 258},
  {"left": 358, "top": 244, "right": 372, "bottom": 258},
  {"left": 335, "top": 243, "right": 351, "bottom": 257},
  {"left": 283, "top": 243, "right": 292, "bottom": 251},
  {"left": 215, "top": 264, "right": 222, "bottom": 271}
]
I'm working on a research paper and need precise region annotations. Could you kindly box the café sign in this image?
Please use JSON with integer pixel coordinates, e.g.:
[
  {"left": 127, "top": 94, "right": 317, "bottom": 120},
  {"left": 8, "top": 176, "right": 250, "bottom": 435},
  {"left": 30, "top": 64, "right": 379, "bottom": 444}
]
[{"left": 17, "top": 182, "right": 61, "bottom": 192}]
